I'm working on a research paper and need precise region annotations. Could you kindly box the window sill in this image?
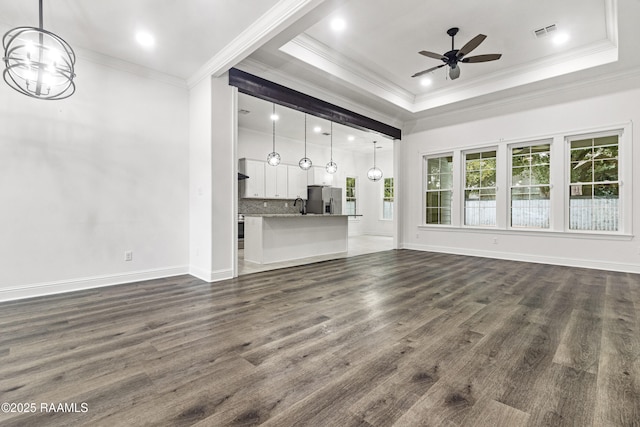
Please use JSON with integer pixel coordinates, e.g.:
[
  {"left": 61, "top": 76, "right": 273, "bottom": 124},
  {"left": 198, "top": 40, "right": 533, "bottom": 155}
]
[{"left": 417, "top": 224, "right": 634, "bottom": 241}]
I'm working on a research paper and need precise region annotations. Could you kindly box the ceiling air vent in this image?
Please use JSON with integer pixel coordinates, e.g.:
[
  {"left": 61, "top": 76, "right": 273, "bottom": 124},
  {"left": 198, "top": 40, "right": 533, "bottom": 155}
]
[{"left": 533, "top": 24, "right": 557, "bottom": 38}]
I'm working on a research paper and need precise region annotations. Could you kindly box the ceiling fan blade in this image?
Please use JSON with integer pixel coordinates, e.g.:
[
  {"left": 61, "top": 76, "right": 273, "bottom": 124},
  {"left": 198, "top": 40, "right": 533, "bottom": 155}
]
[
  {"left": 411, "top": 64, "right": 445, "bottom": 78},
  {"left": 461, "top": 53, "right": 502, "bottom": 63},
  {"left": 449, "top": 65, "right": 461, "bottom": 80},
  {"left": 457, "top": 34, "right": 486, "bottom": 58},
  {"left": 419, "top": 50, "right": 447, "bottom": 61}
]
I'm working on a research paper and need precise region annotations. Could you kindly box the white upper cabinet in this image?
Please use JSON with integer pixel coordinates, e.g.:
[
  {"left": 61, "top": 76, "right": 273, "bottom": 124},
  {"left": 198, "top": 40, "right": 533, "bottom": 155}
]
[
  {"left": 308, "top": 166, "right": 334, "bottom": 186},
  {"left": 265, "top": 164, "right": 288, "bottom": 198},
  {"left": 239, "top": 158, "right": 265, "bottom": 198},
  {"left": 287, "top": 165, "right": 308, "bottom": 199}
]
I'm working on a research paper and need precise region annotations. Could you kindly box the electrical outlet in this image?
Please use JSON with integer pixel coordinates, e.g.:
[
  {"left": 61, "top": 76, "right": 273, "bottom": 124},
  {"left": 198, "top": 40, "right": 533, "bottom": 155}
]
[
  {"left": 416, "top": 234, "right": 419, "bottom": 239},
  {"left": 285, "top": 202, "right": 288, "bottom": 207},
  {"left": 492, "top": 238, "right": 498, "bottom": 245},
  {"left": 263, "top": 202, "right": 267, "bottom": 207},
  {"left": 124, "top": 251, "right": 133, "bottom": 261}
]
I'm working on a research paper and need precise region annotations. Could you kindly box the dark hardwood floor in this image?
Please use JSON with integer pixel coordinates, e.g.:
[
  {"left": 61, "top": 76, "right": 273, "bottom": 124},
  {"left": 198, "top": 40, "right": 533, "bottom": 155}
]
[{"left": 1, "top": 250, "right": 639, "bottom": 426}]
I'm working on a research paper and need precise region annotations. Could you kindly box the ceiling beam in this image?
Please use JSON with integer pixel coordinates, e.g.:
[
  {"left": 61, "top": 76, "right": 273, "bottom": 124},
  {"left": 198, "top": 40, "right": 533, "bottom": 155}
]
[{"left": 229, "top": 68, "right": 402, "bottom": 140}]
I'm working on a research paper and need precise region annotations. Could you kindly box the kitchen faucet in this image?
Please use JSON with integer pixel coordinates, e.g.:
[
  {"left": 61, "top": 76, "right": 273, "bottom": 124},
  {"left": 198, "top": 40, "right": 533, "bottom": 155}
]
[{"left": 293, "top": 197, "right": 306, "bottom": 215}]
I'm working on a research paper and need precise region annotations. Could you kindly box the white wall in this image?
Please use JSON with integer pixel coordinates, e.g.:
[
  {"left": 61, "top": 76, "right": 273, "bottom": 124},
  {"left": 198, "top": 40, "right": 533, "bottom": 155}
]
[
  {"left": 0, "top": 58, "right": 190, "bottom": 300},
  {"left": 238, "top": 127, "right": 394, "bottom": 236},
  {"left": 401, "top": 78, "right": 640, "bottom": 273}
]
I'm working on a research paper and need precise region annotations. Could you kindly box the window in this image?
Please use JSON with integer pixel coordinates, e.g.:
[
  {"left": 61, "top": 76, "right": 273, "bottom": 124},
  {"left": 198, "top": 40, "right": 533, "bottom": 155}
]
[
  {"left": 346, "top": 177, "right": 357, "bottom": 215},
  {"left": 569, "top": 134, "right": 619, "bottom": 231},
  {"left": 382, "top": 177, "right": 394, "bottom": 219},
  {"left": 464, "top": 150, "right": 496, "bottom": 226},
  {"left": 425, "top": 155, "right": 453, "bottom": 224},
  {"left": 510, "top": 143, "right": 551, "bottom": 228}
]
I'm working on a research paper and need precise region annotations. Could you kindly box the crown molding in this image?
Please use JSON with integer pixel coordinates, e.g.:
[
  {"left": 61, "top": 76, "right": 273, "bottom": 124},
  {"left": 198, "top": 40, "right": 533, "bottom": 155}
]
[
  {"left": 279, "top": 34, "right": 416, "bottom": 110},
  {"left": 187, "top": 0, "right": 327, "bottom": 89},
  {"left": 404, "top": 65, "right": 640, "bottom": 134}
]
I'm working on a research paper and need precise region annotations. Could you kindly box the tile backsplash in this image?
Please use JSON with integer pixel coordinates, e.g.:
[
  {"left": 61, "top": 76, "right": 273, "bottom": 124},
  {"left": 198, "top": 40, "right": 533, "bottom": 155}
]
[{"left": 239, "top": 197, "right": 303, "bottom": 215}]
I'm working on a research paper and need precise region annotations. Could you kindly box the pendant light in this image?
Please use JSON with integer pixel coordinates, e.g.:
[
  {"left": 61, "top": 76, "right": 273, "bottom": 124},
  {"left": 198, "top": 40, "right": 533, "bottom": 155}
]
[
  {"left": 266, "top": 103, "right": 281, "bottom": 166},
  {"left": 299, "top": 114, "right": 312, "bottom": 170},
  {"left": 326, "top": 122, "right": 337, "bottom": 174},
  {"left": 367, "top": 141, "right": 383, "bottom": 181},
  {"left": 2, "top": 0, "right": 76, "bottom": 100}
]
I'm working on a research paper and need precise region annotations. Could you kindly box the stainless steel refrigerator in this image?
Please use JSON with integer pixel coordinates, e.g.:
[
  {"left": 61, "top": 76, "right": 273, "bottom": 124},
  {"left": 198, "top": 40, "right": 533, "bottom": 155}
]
[{"left": 307, "top": 185, "right": 342, "bottom": 215}]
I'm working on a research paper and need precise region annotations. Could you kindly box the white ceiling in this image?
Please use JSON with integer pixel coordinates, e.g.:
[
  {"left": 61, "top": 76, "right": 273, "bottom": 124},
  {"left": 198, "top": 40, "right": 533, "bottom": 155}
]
[
  {"left": 0, "top": 0, "right": 280, "bottom": 80},
  {"left": 1, "top": 0, "right": 635, "bottom": 130},
  {"left": 262, "top": 0, "right": 618, "bottom": 115}
]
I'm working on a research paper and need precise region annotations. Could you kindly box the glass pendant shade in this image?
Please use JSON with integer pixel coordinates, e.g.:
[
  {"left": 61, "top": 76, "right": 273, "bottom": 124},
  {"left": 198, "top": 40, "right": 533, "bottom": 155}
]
[
  {"left": 367, "top": 167, "right": 383, "bottom": 181},
  {"left": 2, "top": 0, "right": 76, "bottom": 100},
  {"left": 299, "top": 157, "right": 312, "bottom": 170},
  {"left": 267, "top": 151, "right": 280, "bottom": 166},
  {"left": 367, "top": 140, "right": 383, "bottom": 181},
  {"left": 267, "top": 103, "right": 280, "bottom": 166},
  {"left": 326, "top": 161, "right": 337, "bottom": 174},
  {"left": 299, "top": 114, "right": 312, "bottom": 170},
  {"left": 325, "top": 121, "right": 337, "bottom": 174}
]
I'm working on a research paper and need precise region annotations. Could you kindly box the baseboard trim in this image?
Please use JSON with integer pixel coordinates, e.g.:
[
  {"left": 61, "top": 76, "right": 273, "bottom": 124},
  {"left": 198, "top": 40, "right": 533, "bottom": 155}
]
[
  {"left": 0, "top": 266, "right": 190, "bottom": 302},
  {"left": 189, "top": 267, "right": 234, "bottom": 283},
  {"left": 402, "top": 243, "right": 640, "bottom": 274}
]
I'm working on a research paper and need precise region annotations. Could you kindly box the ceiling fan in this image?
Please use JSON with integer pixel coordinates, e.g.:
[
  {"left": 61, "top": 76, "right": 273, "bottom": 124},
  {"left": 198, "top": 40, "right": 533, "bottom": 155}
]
[{"left": 412, "top": 27, "right": 502, "bottom": 80}]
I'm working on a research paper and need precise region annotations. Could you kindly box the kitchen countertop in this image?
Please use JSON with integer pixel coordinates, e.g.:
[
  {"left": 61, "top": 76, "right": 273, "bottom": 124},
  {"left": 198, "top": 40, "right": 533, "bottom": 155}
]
[{"left": 243, "top": 213, "right": 351, "bottom": 218}]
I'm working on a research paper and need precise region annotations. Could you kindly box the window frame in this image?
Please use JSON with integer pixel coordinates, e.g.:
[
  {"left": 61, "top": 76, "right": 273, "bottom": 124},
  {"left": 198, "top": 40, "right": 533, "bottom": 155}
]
[
  {"left": 423, "top": 153, "right": 454, "bottom": 226},
  {"left": 462, "top": 147, "right": 498, "bottom": 228},
  {"left": 564, "top": 129, "right": 624, "bottom": 235},
  {"left": 345, "top": 176, "right": 358, "bottom": 216},
  {"left": 507, "top": 140, "right": 553, "bottom": 230},
  {"left": 382, "top": 177, "right": 394, "bottom": 220}
]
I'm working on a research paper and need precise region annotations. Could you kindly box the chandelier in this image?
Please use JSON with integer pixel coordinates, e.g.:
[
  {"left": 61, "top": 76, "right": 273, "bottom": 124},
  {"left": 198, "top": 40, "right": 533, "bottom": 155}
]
[{"left": 2, "top": 0, "right": 76, "bottom": 100}]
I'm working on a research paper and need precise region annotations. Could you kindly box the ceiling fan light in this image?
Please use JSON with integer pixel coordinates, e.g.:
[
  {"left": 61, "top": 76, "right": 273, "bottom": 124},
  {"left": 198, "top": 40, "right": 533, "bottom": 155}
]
[{"left": 449, "top": 65, "right": 460, "bottom": 80}]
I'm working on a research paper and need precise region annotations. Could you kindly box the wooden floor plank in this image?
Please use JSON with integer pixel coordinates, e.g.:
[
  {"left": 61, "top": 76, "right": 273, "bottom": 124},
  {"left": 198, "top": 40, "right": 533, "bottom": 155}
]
[{"left": 0, "top": 250, "right": 639, "bottom": 426}]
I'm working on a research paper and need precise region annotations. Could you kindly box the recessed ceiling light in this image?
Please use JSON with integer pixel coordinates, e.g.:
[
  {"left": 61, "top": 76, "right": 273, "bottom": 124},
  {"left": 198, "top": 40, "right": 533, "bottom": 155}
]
[
  {"left": 270, "top": 114, "right": 279, "bottom": 121},
  {"left": 347, "top": 135, "right": 355, "bottom": 141},
  {"left": 553, "top": 32, "right": 569, "bottom": 45},
  {"left": 313, "top": 126, "right": 322, "bottom": 133},
  {"left": 330, "top": 18, "right": 346, "bottom": 32},
  {"left": 136, "top": 31, "right": 155, "bottom": 48},
  {"left": 420, "top": 77, "right": 432, "bottom": 87}
]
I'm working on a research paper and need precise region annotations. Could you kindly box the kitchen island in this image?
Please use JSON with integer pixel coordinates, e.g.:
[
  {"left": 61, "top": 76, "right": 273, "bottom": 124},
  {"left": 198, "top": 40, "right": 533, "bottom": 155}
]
[{"left": 243, "top": 214, "right": 348, "bottom": 264}]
